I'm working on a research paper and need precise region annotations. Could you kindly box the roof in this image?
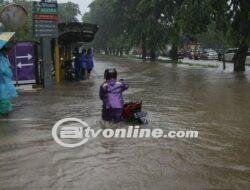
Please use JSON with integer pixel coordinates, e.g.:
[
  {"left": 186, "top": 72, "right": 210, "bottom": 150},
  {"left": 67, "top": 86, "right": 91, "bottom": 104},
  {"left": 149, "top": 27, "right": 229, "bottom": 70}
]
[
  {"left": 58, "top": 22, "right": 99, "bottom": 46},
  {"left": 0, "top": 32, "right": 15, "bottom": 49}
]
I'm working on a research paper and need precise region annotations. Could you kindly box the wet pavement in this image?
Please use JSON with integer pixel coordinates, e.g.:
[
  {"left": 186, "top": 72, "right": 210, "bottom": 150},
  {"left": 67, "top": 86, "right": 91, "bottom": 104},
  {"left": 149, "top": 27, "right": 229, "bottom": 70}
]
[{"left": 0, "top": 56, "right": 250, "bottom": 190}]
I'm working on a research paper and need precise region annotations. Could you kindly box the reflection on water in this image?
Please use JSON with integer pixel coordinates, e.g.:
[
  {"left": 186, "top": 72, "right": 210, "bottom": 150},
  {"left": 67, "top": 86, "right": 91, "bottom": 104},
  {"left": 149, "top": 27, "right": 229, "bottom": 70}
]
[{"left": 0, "top": 56, "right": 250, "bottom": 190}]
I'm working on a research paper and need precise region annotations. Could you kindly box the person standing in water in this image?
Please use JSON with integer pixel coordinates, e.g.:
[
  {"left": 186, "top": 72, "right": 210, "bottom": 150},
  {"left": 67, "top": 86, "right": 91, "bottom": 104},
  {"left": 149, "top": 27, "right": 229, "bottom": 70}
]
[
  {"left": 86, "top": 48, "right": 94, "bottom": 79},
  {"left": 0, "top": 47, "right": 17, "bottom": 116},
  {"left": 99, "top": 69, "right": 128, "bottom": 122},
  {"left": 73, "top": 49, "right": 80, "bottom": 81},
  {"left": 80, "top": 48, "right": 87, "bottom": 80}
]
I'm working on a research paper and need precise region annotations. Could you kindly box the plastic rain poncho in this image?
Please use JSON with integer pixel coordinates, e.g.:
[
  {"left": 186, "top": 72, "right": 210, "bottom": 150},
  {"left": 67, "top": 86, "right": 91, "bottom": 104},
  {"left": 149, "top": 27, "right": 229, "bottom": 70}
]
[{"left": 0, "top": 51, "right": 17, "bottom": 114}]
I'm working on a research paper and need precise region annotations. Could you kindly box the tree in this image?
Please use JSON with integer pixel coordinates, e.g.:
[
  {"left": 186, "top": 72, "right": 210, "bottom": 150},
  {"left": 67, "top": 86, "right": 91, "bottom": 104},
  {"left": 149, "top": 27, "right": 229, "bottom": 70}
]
[
  {"left": 166, "top": 0, "right": 211, "bottom": 60},
  {"left": 83, "top": 0, "right": 125, "bottom": 54},
  {"left": 84, "top": 0, "right": 169, "bottom": 60},
  {"left": 230, "top": 0, "right": 250, "bottom": 71},
  {"left": 83, "top": 0, "right": 250, "bottom": 70},
  {"left": 1, "top": 0, "right": 34, "bottom": 41},
  {"left": 58, "top": 2, "right": 81, "bottom": 23},
  {"left": 210, "top": 0, "right": 250, "bottom": 71}
]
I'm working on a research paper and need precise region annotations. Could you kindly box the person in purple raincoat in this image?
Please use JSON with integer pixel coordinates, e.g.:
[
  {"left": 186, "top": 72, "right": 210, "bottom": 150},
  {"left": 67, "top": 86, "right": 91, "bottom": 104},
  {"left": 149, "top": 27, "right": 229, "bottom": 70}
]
[
  {"left": 80, "top": 48, "right": 87, "bottom": 80},
  {"left": 99, "top": 69, "right": 128, "bottom": 122}
]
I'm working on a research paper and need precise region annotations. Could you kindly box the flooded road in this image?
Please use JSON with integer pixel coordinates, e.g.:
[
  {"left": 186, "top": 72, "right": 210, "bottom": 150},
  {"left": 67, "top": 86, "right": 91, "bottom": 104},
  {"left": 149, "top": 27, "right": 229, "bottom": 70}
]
[{"left": 0, "top": 56, "right": 250, "bottom": 190}]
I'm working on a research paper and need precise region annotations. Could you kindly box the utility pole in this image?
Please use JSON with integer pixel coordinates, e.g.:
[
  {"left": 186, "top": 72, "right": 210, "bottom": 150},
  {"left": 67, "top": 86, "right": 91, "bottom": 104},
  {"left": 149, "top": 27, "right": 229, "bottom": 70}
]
[
  {"left": 221, "top": 30, "right": 226, "bottom": 70},
  {"left": 222, "top": 4, "right": 227, "bottom": 70},
  {"left": 42, "top": 37, "right": 53, "bottom": 86},
  {"left": 54, "top": 39, "right": 60, "bottom": 83}
]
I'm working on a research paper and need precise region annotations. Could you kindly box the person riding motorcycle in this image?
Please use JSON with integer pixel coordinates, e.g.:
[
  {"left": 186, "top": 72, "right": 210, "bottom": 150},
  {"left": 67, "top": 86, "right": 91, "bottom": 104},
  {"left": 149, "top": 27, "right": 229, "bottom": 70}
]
[{"left": 99, "top": 68, "right": 128, "bottom": 122}]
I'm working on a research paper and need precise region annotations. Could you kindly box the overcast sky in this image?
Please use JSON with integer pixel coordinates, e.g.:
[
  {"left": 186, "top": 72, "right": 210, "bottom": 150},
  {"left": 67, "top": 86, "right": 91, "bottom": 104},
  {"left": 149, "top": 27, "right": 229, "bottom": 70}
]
[{"left": 57, "top": 0, "right": 93, "bottom": 20}]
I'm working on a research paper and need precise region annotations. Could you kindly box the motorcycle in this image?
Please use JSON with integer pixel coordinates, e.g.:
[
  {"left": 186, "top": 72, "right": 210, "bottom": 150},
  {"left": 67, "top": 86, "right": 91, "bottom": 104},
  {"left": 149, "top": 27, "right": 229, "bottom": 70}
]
[
  {"left": 62, "top": 59, "right": 77, "bottom": 81},
  {"left": 123, "top": 101, "right": 148, "bottom": 124}
]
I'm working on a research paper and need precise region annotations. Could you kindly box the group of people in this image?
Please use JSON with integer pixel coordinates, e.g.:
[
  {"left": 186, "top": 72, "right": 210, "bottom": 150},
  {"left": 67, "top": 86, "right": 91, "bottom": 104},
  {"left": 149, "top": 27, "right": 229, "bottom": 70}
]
[
  {"left": 74, "top": 48, "right": 94, "bottom": 80},
  {"left": 0, "top": 43, "right": 128, "bottom": 122}
]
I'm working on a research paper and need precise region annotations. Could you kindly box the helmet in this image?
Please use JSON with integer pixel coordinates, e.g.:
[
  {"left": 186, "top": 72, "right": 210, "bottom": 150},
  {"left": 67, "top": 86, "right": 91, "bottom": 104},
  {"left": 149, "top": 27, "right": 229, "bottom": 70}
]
[{"left": 104, "top": 68, "right": 117, "bottom": 80}]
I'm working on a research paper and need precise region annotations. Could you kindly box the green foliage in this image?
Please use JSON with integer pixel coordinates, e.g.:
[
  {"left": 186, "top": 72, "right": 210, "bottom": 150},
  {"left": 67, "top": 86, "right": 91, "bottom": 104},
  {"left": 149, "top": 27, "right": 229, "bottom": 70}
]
[
  {"left": 1, "top": 0, "right": 33, "bottom": 41},
  {"left": 58, "top": 2, "right": 81, "bottom": 23},
  {"left": 83, "top": 0, "right": 126, "bottom": 50},
  {"left": 84, "top": 0, "right": 248, "bottom": 58},
  {"left": 228, "top": 0, "right": 250, "bottom": 46},
  {"left": 83, "top": 0, "right": 215, "bottom": 58}
]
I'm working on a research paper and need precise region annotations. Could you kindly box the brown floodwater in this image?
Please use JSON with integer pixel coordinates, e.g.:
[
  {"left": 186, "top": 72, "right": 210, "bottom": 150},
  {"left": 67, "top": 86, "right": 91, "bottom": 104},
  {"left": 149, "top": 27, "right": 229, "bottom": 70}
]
[{"left": 0, "top": 56, "right": 250, "bottom": 190}]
